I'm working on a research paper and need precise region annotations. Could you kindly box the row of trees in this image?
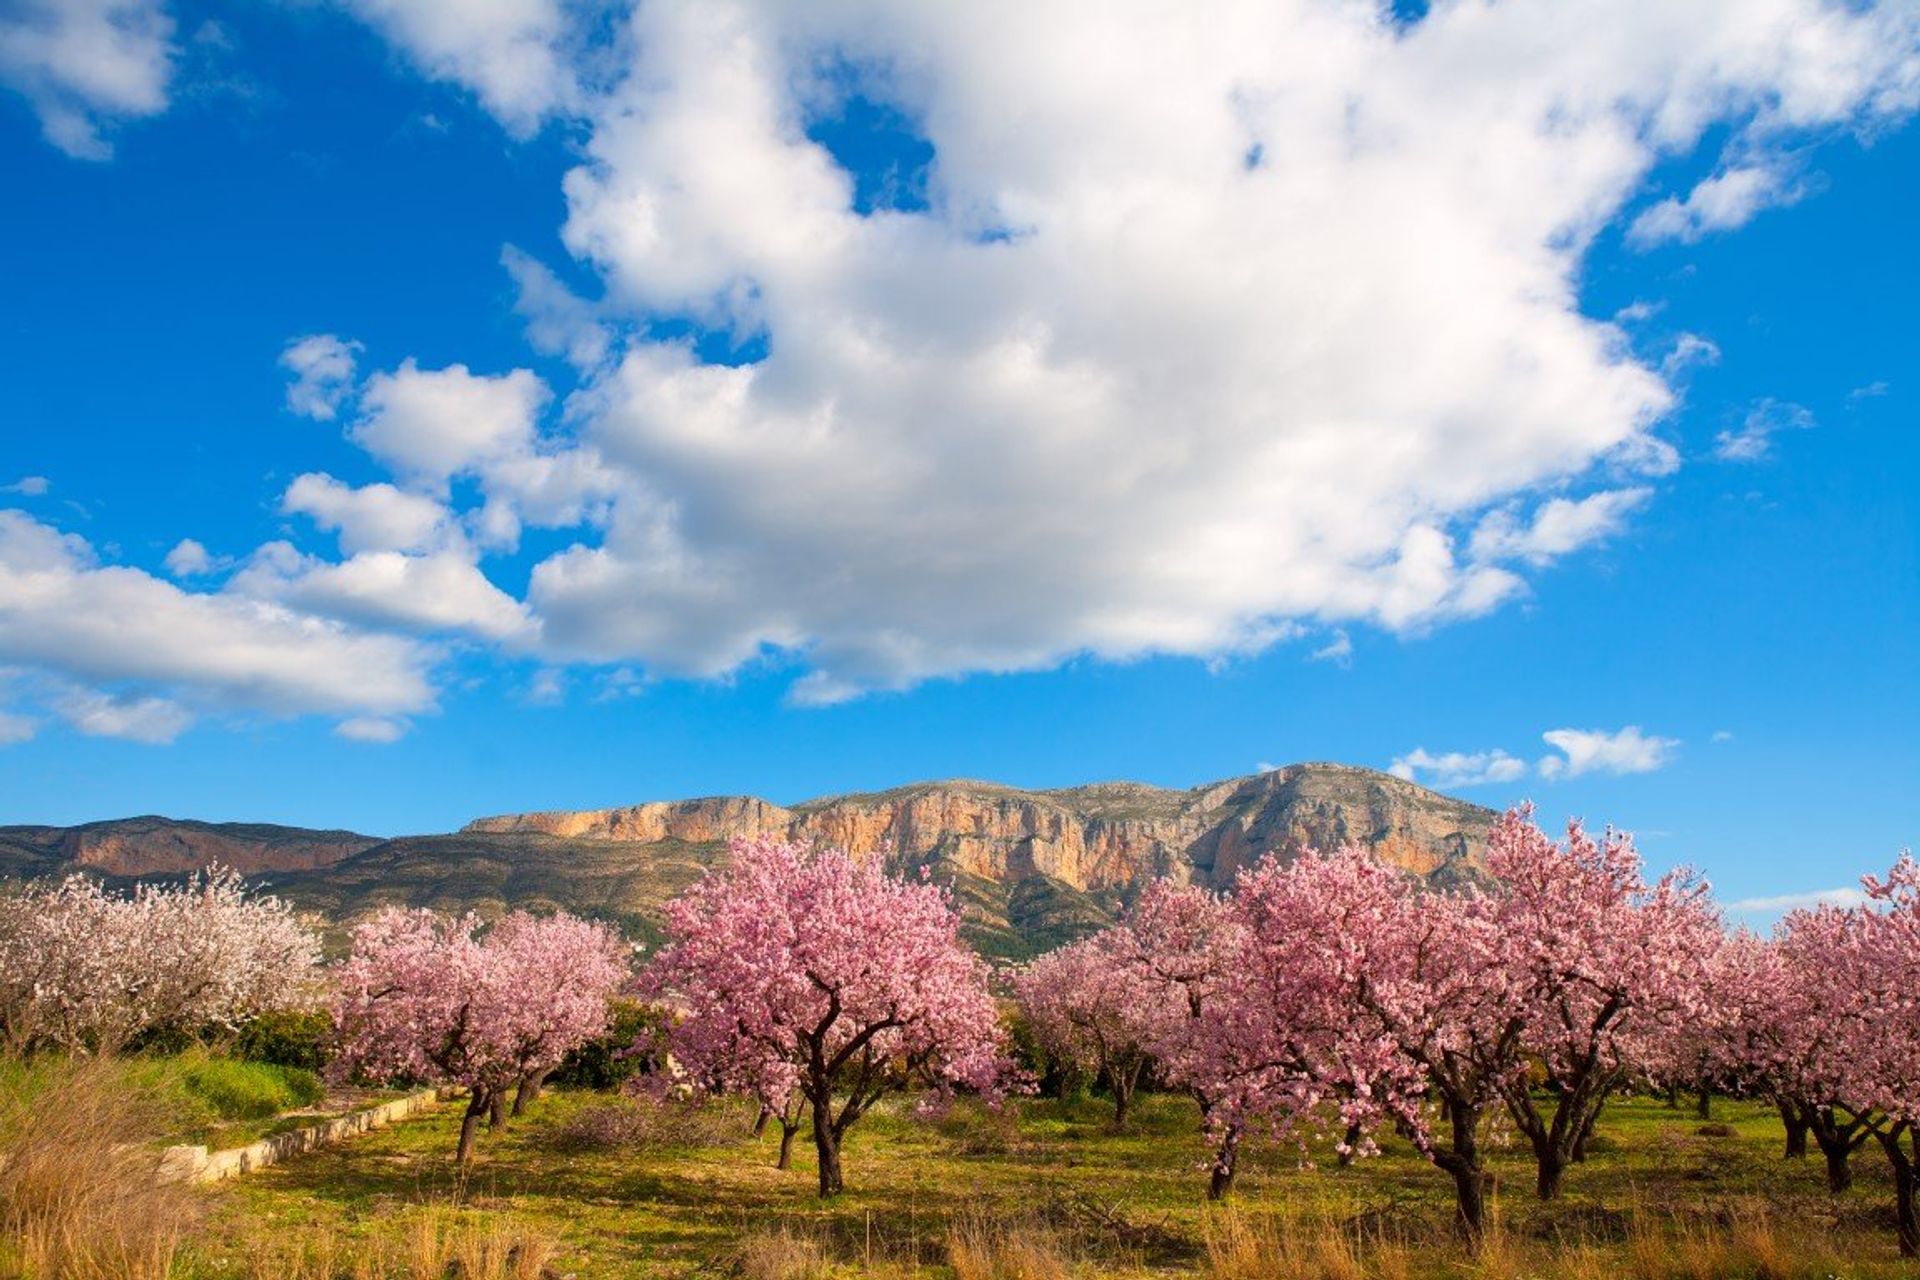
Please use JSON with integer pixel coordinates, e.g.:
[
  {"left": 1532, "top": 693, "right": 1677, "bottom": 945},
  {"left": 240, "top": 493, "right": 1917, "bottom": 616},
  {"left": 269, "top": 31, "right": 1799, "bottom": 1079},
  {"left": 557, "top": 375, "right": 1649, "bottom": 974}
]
[
  {"left": 1011, "top": 809, "right": 1920, "bottom": 1255},
  {"left": 3, "top": 815, "right": 1911, "bottom": 1256}
]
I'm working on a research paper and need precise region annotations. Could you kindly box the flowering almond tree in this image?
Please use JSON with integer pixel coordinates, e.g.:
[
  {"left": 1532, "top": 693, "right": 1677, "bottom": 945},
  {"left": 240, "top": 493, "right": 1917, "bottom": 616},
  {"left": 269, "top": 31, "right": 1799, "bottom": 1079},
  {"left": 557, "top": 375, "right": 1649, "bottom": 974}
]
[
  {"left": 0, "top": 868, "right": 319, "bottom": 1055},
  {"left": 1105, "top": 881, "right": 1252, "bottom": 1197},
  {"left": 1014, "top": 933, "right": 1157, "bottom": 1127},
  {"left": 642, "top": 836, "right": 1011, "bottom": 1196},
  {"left": 1230, "top": 847, "right": 1519, "bottom": 1236},
  {"left": 1779, "top": 856, "right": 1920, "bottom": 1255},
  {"left": 331, "top": 907, "right": 626, "bottom": 1163},
  {"left": 1484, "top": 809, "right": 1723, "bottom": 1200}
]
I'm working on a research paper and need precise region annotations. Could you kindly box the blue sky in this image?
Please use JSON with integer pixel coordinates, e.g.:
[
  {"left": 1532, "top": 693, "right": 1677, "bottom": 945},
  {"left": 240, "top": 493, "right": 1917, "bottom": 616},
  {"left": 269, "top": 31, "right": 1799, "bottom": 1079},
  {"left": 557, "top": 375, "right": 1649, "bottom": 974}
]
[{"left": 0, "top": 0, "right": 1914, "bottom": 914}]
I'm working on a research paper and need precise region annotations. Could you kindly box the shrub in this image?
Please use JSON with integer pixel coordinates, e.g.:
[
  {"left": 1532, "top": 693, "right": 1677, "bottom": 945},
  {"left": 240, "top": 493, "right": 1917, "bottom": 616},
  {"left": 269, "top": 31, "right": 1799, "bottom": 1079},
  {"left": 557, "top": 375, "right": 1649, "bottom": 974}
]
[
  {"left": 547, "top": 999, "right": 667, "bottom": 1091},
  {"left": 235, "top": 1007, "right": 334, "bottom": 1071},
  {"left": 550, "top": 1096, "right": 747, "bottom": 1153}
]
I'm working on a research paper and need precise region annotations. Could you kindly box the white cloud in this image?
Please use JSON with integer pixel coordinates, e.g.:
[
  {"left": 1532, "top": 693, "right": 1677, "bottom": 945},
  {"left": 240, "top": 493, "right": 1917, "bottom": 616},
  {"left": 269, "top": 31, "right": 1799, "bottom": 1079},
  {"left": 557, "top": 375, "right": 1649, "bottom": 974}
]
[
  {"left": 0, "top": 709, "right": 35, "bottom": 745},
  {"left": 334, "top": 715, "right": 406, "bottom": 743},
  {"left": 282, "top": 473, "right": 455, "bottom": 555},
  {"left": 1727, "top": 887, "right": 1869, "bottom": 914},
  {"left": 1848, "top": 380, "right": 1890, "bottom": 402},
  {"left": 1629, "top": 165, "right": 1799, "bottom": 247},
  {"left": 1537, "top": 725, "right": 1680, "bottom": 779},
  {"left": 335, "top": 0, "right": 578, "bottom": 136},
  {"left": 1309, "top": 630, "right": 1352, "bottom": 666},
  {"left": 2, "top": 476, "right": 50, "bottom": 496},
  {"left": 1470, "top": 489, "right": 1651, "bottom": 567},
  {"left": 163, "top": 538, "right": 216, "bottom": 577},
  {"left": 1661, "top": 332, "right": 1721, "bottom": 378},
  {"left": 0, "top": 0, "right": 174, "bottom": 159},
  {"left": 502, "top": 245, "right": 612, "bottom": 370},
  {"left": 0, "top": 510, "right": 436, "bottom": 723},
  {"left": 1711, "top": 729, "right": 1734, "bottom": 743},
  {"left": 232, "top": 542, "right": 535, "bottom": 642},
  {"left": 54, "top": 687, "right": 192, "bottom": 744},
  {"left": 281, "top": 334, "right": 362, "bottom": 421},
  {"left": 81, "top": 0, "right": 1920, "bottom": 710},
  {"left": 1388, "top": 747, "right": 1529, "bottom": 789},
  {"left": 1714, "top": 398, "right": 1815, "bottom": 462},
  {"left": 352, "top": 359, "right": 550, "bottom": 487}
]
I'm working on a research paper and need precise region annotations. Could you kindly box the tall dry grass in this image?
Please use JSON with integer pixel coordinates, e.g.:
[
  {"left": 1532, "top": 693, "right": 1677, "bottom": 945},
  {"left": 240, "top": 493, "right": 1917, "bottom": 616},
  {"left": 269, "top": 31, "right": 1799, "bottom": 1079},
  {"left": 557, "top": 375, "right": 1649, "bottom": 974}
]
[
  {"left": 0, "top": 1057, "right": 196, "bottom": 1280},
  {"left": 228, "top": 1206, "right": 561, "bottom": 1280}
]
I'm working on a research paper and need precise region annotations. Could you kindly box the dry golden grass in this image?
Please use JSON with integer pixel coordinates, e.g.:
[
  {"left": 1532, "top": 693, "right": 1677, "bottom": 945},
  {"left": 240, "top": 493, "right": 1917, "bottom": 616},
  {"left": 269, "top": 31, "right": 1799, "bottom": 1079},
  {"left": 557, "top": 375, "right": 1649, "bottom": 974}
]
[
  {"left": 947, "top": 1209, "right": 1077, "bottom": 1280},
  {"left": 222, "top": 1205, "right": 561, "bottom": 1280},
  {"left": 0, "top": 1058, "right": 196, "bottom": 1280}
]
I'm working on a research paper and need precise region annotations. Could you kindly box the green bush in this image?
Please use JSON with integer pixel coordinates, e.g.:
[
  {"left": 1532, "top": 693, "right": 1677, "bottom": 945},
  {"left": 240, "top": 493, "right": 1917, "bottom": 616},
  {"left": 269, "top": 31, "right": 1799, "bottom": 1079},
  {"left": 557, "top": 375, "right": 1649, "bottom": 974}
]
[
  {"left": 236, "top": 1007, "right": 334, "bottom": 1071},
  {"left": 179, "top": 1057, "right": 324, "bottom": 1120},
  {"left": 550, "top": 1000, "right": 669, "bottom": 1091}
]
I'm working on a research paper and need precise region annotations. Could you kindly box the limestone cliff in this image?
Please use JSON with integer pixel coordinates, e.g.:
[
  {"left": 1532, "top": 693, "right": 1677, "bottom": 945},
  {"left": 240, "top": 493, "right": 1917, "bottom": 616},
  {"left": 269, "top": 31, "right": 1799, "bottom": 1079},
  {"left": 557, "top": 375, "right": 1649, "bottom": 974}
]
[{"left": 463, "top": 763, "right": 1494, "bottom": 894}]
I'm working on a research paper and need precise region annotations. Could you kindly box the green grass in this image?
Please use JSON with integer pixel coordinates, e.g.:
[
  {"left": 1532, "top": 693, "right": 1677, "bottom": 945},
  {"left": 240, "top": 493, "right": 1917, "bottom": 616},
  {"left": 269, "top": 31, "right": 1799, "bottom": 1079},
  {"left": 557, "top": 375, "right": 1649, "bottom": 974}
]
[
  {"left": 1, "top": 1049, "right": 354, "bottom": 1150},
  {"left": 175, "top": 1089, "right": 1920, "bottom": 1279}
]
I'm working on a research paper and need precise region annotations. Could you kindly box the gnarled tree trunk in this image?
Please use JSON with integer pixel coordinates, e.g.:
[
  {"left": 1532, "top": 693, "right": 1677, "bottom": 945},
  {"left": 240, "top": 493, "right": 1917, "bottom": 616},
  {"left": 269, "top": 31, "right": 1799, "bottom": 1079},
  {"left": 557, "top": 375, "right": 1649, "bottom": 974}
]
[{"left": 457, "top": 1090, "right": 489, "bottom": 1164}]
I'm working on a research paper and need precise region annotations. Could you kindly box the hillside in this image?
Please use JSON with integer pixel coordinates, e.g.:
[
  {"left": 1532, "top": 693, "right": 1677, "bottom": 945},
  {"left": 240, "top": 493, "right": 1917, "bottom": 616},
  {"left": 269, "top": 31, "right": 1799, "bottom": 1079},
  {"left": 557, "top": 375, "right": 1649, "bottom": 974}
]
[{"left": 0, "top": 763, "right": 1496, "bottom": 959}]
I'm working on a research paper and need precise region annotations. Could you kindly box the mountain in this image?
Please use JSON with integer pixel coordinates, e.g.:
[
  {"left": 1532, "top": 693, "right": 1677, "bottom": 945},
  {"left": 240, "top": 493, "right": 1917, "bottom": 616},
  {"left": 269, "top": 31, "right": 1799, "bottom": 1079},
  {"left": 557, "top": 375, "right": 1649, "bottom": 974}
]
[{"left": 0, "top": 764, "right": 1496, "bottom": 959}]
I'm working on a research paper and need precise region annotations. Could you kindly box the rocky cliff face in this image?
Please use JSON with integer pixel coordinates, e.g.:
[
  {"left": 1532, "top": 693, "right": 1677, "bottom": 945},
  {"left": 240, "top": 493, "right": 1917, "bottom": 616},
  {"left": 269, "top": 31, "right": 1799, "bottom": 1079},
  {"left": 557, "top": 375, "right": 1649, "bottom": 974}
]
[{"left": 463, "top": 763, "right": 1495, "bottom": 894}]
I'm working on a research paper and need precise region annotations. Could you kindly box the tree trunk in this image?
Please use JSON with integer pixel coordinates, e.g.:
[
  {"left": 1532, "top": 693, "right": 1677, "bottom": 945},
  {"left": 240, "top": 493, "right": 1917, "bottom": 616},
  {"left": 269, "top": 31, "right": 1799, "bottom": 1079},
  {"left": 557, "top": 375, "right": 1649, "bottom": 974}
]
[
  {"left": 778, "top": 1119, "right": 799, "bottom": 1170},
  {"left": 1874, "top": 1127, "right": 1918, "bottom": 1258},
  {"left": 812, "top": 1092, "right": 844, "bottom": 1197},
  {"left": 1666, "top": 1081, "right": 1681, "bottom": 1110},
  {"left": 1776, "top": 1100, "right": 1808, "bottom": 1158},
  {"left": 488, "top": 1088, "right": 509, "bottom": 1130},
  {"left": 1432, "top": 1097, "right": 1490, "bottom": 1239},
  {"left": 1572, "top": 1101, "right": 1604, "bottom": 1163},
  {"left": 457, "top": 1091, "right": 488, "bottom": 1164},
  {"left": 511, "top": 1069, "right": 547, "bottom": 1118},
  {"left": 1820, "top": 1141, "right": 1855, "bottom": 1193},
  {"left": 753, "top": 1106, "right": 771, "bottom": 1138},
  {"left": 1206, "top": 1124, "right": 1242, "bottom": 1201},
  {"left": 1695, "top": 1085, "right": 1712, "bottom": 1120},
  {"left": 1107, "top": 1056, "right": 1145, "bottom": 1128},
  {"left": 1337, "top": 1121, "right": 1363, "bottom": 1168}
]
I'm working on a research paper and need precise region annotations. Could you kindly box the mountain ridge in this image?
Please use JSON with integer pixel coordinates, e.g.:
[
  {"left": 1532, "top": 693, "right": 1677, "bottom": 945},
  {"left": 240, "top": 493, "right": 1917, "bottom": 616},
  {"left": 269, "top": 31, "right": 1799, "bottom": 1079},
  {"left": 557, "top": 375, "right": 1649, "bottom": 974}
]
[{"left": 1, "top": 764, "right": 1497, "bottom": 958}]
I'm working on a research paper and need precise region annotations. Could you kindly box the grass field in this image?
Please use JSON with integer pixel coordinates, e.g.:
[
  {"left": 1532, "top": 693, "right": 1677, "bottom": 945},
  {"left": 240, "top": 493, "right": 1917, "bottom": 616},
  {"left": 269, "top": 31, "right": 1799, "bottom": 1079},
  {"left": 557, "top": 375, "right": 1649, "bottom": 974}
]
[{"left": 171, "top": 1088, "right": 1920, "bottom": 1279}]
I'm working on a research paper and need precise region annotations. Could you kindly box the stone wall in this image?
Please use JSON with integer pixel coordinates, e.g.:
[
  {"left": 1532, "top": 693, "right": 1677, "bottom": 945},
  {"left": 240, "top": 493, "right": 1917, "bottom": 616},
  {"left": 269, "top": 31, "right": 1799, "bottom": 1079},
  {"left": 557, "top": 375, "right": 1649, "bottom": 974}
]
[{"left": 158, "top": 1088, "right": 451, "bottom": 1184}]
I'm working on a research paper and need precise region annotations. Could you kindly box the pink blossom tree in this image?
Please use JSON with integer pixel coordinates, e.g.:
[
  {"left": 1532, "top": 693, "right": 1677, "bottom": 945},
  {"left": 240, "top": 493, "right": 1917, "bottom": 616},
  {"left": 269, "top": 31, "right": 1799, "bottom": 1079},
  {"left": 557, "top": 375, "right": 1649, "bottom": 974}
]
[
  {"left": 1483, "top": 809, "right": 1723, "bottom": 1200},
  {"left": 1227, "top": 847, "right": 1518, "bottom": 1236},
  {"left": 641, "top": 836, "right": 1011, "bottom": 1196},
  {"left": 1014, "top": 933, "right": 1157, "bottom": 1127},
  {"left": 1104, "top": 881, "right": 1251, "bottom": 1197},
  {"left": 0, "top": 868, "right": 320, "bottom": 1055},
  {"left": 331, "top": 907, "right": 626, "bottom": 1162},
  {"left": 1772, "top": 856, "right": 1920, "bottom": 1255}
]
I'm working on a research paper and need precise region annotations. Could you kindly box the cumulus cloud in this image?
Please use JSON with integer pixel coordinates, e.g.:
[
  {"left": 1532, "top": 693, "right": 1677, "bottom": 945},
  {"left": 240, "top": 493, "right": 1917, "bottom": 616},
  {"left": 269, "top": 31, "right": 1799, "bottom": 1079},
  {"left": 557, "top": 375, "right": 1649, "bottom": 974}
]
[
  {"left": 1661, "top": 333, "right": 1721, "bottom": 378},
  {"left": 1726, "top": 887, "right": 1870, "bottom": 913},
  {"left": 351, "top": 359, "right": 550, "bottom": 487},
  {"left": 281, "top": 334, "right": 362, "bottom": 421},
  {"left": 54, "top": 687, "right": 192, "bottom": 743},
  {"left": 0, "top": 0, "right": 174, "bottom": 159},
  {"left": 1470, "top": 489, "right": 1651, "bottom": 567},
  {"left": 37, "top": 0, "right": 1917, "bottom": 720},
  {"left": 334, "top": 0, "right": 579, "bottom": 135},
  {"left": 1715, "top": 398, "right": 1816, "bottom": 461},
  {"left": 231, "top": 542, "right": 535, "bottom": 642},
  {"left": 1389, "top": 747, "right": 1529, "bottom": 789},
  {"left": 2, "top": 477, "right": 50, "bottom": 496},
  {"left": 1629, "top": 165, "right": 1800, "bottom": 247},
  {"left": 282, "top": 473, "right": 455, "bottom": 555},
  {"left": 163, "top": 538, "right": 216, "bottom": 577},
  {"left": 0, "top": 510, "right": 436, "bottom": 723},
  {"left": 1537, "top": 725, "right": 1680, "bottom": 779}
]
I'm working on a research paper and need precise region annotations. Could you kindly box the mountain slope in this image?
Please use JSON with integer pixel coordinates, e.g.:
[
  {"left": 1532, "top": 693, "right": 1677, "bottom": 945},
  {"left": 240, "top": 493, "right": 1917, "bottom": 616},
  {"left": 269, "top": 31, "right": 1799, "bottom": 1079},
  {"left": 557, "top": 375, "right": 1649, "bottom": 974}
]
[{"left": 0, "top": 764, "right": 1496, "bottom": 959}]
